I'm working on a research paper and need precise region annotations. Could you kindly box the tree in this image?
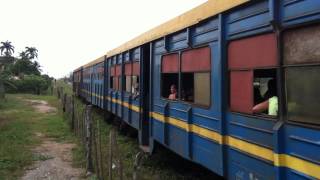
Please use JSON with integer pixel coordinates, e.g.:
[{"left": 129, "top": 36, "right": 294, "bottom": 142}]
[
  {"left": 0, "top": 41, "right": 15, "bottom": 99},
  {"left": 25, "top": 47, "right": 38, "bottom": 60},
  {"left": 0, "top": 41, "right": 14, "bottom": 57}
]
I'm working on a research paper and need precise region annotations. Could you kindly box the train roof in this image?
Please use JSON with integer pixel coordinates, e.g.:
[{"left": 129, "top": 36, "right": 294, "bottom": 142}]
[{"left": 82, "top": 0, "right": 249, "bottom": 68}]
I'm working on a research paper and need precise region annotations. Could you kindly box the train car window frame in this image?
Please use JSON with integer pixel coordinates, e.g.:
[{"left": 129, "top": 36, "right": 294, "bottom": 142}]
[
  {"left": 228, "top": 33, "right": 279, "bottom": 119},
  {"left": 160, "top": 46, "right": 212, "bottom": 109},
  {"left": 160, "top": 53, "right": 179, "bottom": 101},
  {"left": 132, "top": 61, "right": 140, "bottom": 99},
  {"left": 124, "top": 62, "right": 132, "bottom": 93},
  {"left": 180, "top": 46, "right": 212, "bottom": 108}
]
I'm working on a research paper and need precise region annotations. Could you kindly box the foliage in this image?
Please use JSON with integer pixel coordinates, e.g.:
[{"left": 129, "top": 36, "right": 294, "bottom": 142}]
[
  {"left": 0, "top": 40, "right": 52, "bottom": 95},
  {"left": 9, "top": 58, "right": 41, "bottom": 76},
  {"left": 12, "top": 75, "right": 51, "bottom": 94},
  {"left": 0, "top": 41, "right": 14, "bottom": 57},
  {"left": 25, "top": 47, "right": 38, "bottom": 60}
]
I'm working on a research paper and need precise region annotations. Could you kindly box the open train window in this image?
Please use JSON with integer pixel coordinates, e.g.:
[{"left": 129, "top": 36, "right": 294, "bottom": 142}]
[
  {"left": 161, "top": 53, "right": 179, "bottom": 100},
  {"left": 253, "top": 69, "right": 277, "bottom": 116},
  {"left": 110, "top": 66, "right": 115, "bottom": 90},
  {"left": 181, "top": 47, "right": 211, "bottom": 106},
  {"left": 132, "top": 62, "right": 140, "bottom": 98},
  {"left": 228, "top": 33, "right": 278, "bottom": 117}
]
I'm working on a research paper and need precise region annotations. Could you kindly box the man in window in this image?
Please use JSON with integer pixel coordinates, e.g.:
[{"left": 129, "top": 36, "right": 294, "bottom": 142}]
[
  {"left": 252, "top": 79, "right": 278, "bottom": 116},
  {"left": 168, "top": 84, "right": 177, "bottom": 100}
]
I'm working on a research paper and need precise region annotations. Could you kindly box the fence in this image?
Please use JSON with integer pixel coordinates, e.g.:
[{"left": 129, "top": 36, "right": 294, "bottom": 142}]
[{"left": 55, "top": 87, "right": 147, "bottom": 180}]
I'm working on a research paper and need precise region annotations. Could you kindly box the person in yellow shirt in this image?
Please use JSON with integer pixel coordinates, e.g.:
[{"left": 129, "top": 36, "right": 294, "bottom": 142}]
[{"left": 253, "top": 79, "right": 278, "bottom": 116}]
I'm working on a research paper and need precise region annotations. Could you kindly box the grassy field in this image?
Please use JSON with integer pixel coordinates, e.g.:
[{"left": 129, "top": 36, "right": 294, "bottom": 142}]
[{"left": 0, "top": 94, "right": 77, "bottom": 179}]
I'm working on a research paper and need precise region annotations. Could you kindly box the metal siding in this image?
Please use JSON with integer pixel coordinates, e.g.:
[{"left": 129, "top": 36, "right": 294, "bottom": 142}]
[
  {"left": 228, "top": 33, "right": 278, "bottom": 69},
  {"left": 192, "top": 134, "right": 223, "bottom": 174},
  {"left": 226, "top": 113, "right": 275, "bottom": 148},
  {"left": 181, "top": 47, "right": 211, "bottom": 72},
  {"left": 226, "top": 1, "right": 271, "bottom": 39},
  {"left": 228, "top": 148, "right": 275, "bottom": 180},
  {"left": 281, "top": 0, "right": 320, "bottom": 27},
  {"left": 230, "top": 70, "right": 253, "bottom": 114},
  {"left": 162, "top": 53, "right": 179, "bottom": 73}
]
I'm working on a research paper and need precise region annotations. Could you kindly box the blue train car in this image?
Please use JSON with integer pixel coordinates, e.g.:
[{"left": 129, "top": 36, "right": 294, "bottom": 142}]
[
  {"left": 74, "top": 0, "right": 320, "bottom": 179},
  {"left": 91, "top": 59, "right": 105, "bottom": 108},
  {"left": 72, "top": 67, "right": 82, "bottom": 97}
]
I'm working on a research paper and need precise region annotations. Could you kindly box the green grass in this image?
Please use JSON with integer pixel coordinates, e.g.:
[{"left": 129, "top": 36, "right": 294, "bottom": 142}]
[{"left": 0, "top": 94, "right": 80, "bottom": 179}]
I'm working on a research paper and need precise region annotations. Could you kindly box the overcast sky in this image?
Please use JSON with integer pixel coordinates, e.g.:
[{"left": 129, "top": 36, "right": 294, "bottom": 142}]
[{"left": 0, "top": 0, "right": 207, "bottom": 78}]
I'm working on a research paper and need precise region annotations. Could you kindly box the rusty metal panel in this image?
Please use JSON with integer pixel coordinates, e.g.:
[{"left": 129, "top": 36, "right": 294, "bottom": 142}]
[
  {"left": 230, "top": 70, "right": 253, "bottom": 114},
  {"left": 162, "top": 53, "right": 179, "bottom": 73},
  {"left": 284, "top": 25, "right": 320, "bottom": 65},
  {"left": 110, "top": 66, "right": 116, "bottom": 76},
  {"left": 132, "top": 62, "right": 140, "bottom": 75},
  {"left": 181, "top": 47, "right": 211, "bottom": 72},
  {"left": 228, "top": 33, "right": 278, "bottom": 69},
  {"left": 125, "top": 63, "right": 132, "bottom": 76},
  {"left": 115, "top": 65, "right": 122, "bottom": 76}
]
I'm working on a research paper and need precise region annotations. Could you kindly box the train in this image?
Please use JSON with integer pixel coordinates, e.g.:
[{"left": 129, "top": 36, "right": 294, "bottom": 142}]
[{"left": 72, "top": 0, "right": 320, "bottom": 179}]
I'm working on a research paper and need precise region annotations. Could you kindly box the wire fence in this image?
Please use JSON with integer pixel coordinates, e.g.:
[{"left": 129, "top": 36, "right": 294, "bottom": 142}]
[{"left": 55, "top": 87, "right": 146, "bottom": 180}]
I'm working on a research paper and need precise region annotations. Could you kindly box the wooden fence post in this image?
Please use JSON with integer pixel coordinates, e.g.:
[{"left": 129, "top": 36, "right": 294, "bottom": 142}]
[
  {"left": 108, "top": 129, "right": 114, "bottom": 180},
  {"left": 63, "top": 93, "right": 67, "bottom": 112},
  {"left": 85, "top": 105, "right": 94, "bottom": 175},
  {"left": 71, "top": 95, "right": 75, "bottom": 130}
]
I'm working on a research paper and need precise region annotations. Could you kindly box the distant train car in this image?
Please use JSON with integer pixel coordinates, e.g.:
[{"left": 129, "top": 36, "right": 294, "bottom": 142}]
[
  {"left": 73, "top": 0, "right": 320, "bottom": 179},
  {"left": 72, "top": 67, "right": 82, "bottom": 97}
]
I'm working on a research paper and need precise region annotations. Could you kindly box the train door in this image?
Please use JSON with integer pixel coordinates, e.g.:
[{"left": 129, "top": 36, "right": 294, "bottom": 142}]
[{"left": 139, "top": 43, "right": 150, "bottom": 151}]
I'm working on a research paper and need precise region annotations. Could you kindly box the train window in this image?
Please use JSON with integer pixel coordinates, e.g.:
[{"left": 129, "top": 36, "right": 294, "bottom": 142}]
[
  {"left": 125, "top": 63, "right": 132, "bottom": 93},
  {"left": 113, "top": 77, "right": 117, "bottom": 90},
  {"left": 161, "top": 53, "right": 179, "bottom": 100},
  {"left": 109, "top": 77, "right": 113, "bottom": 89},
  {"left": 132, "top": 62, "right": 140, "bottom": 97},
  {"left": 194, "top": 73, "right": 210, "bottom": 106},
  {"left": 181, "top": 47, "right": 211, "bottom": 106},
  {"left": 284, "top": 25, "right": 320, "bottom": 65},
  {"left": 253, "top": 69, "right": 277, "bottom": 117},
  {"left": 125, "top": 76, "right": 131, "bottom": 93},
  {"left": 162, "top": 74, "right": 178, "bottom": 99},
  {"left": 132, "top": 76, "right": 139, "bottom": 98},
  {"left": 230, "top": 69, "right": 278, "bottom": 116},
  {"left": 118, "top": 76, "right": 122, "bottom": 91},
  {"left": 286, "top": 66, "right": 320, "bottom": 125}
]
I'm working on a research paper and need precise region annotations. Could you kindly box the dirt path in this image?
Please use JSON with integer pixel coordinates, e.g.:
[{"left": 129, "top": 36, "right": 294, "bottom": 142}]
[{"left": 21, "top": 100, "right": 85, "bottom": 180}]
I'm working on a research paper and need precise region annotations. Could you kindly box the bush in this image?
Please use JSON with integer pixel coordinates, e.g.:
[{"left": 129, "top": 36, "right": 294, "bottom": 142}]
[{"left": 7, "top": 75, "right": 51, "bottom": 94}]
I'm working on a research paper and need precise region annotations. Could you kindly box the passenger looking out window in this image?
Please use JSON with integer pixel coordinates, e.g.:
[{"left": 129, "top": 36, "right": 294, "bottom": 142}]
[
  {"left": 168, "top": 84, "right": 177, "bottom": 100},
  {"left": 253, "top": 79, "right": 278, "bottom": 116},
  {"left": 132, "top": 81, "right": 139, "bottom": 100}
]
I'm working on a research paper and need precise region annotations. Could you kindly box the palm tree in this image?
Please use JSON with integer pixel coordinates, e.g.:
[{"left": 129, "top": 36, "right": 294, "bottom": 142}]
[
  {"left": 0, "top": 41, "right": 14, "bottom": 57},
  {"left": 19, "top": 51, "right": 28, "bottom": 60},
  {"left": 25, "top": 47, "right": 38, "bottom": 60}
]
